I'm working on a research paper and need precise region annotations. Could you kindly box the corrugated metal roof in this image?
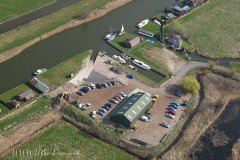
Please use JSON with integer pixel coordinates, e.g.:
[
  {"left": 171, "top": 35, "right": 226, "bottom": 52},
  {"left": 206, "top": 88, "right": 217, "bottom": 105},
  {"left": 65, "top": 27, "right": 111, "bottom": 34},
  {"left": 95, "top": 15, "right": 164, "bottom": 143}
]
[
  {"left": 19, "top": 90, "right": 35, "bottom": 100},
  {"left": 30, "top": 77, "right": 49, "bottom": 93},
  {"left": 115, "top": 92, "right": 151, "bottom": 122}
]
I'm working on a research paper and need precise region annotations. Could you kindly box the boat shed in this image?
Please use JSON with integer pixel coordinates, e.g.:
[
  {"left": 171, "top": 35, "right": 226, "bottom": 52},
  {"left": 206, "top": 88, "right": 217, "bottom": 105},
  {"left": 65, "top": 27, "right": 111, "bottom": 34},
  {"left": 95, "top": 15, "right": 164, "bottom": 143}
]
[
  {"left": 110, "top": 92, "right": 152, "bottom": 128},
  {"left": 19, "top": 90, "right": 35, "bottom": 102},
  {"left": 124, "top": 36, "right": 142, "bottom": 48},
  {"left": 173, "top": 5, "right": 191, "bottom": 14},
  {"left": 30, "top": 77, "right": 50, "bottom": 93}
]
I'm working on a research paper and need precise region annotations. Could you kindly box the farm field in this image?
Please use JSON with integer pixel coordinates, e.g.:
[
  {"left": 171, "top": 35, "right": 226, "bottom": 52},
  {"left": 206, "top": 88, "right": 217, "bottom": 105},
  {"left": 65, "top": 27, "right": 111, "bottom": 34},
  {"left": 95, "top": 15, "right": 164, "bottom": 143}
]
[
  {"left": 0, "top": 97, "right": 51, "bottom": 134},
  {"left": 38, "top": 50, "right": 91, "bottom": 90},
  {"left": 0, "top": 84, "right": 37, "bottom": 116},
  {"left": 230, "top": 62, "right": 240, "bottom": 72},
  {"left": 166, "top": 0, "right": 240, "bottom": 58},
  {"left": 2, "top": 123, "right": 136, "bottom": 160},
  {"left": 0, "top": 0, "right": 55, "bottom": 23}
]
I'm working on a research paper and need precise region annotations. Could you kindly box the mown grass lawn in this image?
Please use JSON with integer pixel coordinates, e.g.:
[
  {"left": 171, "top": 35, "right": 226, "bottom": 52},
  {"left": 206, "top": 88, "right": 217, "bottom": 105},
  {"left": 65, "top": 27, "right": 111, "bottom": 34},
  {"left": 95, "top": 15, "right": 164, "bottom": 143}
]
[
  {"left": 3, "top": 123, "right": 136, "bottom": 160},
  {"left": 0, "top": 0, "right": 55, "bottom": 23},
  {"left": 108, "top": 32, "right": 137, "bottom": 52},
  {"left": 0, "top": 97, "right": 51, "bottom": 134},
  {"left": 165, "top": 0, "right": 240, "bottom": 58},
  {"left": 38, "top": 50, "right": 91, "bottom": 90},
  {"left": 0, "top": 84, "right": 37, "bottom": 116}
]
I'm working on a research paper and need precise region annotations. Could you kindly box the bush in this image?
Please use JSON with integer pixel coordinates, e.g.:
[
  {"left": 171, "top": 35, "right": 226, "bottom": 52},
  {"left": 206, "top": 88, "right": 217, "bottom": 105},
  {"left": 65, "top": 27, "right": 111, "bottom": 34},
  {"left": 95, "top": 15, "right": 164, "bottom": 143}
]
[{"left": 181, "top": 76, "right": 200, "bottom": 95}]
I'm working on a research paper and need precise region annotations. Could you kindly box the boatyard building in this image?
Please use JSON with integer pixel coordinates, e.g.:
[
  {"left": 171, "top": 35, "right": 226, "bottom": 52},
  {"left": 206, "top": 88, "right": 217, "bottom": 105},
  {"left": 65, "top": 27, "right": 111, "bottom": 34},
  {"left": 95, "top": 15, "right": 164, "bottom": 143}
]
[
  {"left": 30, "top": 77, "right": 50, "bottom": 93},
  {"left": 110, "top": 92, "right": 152, "bottom": 127}
]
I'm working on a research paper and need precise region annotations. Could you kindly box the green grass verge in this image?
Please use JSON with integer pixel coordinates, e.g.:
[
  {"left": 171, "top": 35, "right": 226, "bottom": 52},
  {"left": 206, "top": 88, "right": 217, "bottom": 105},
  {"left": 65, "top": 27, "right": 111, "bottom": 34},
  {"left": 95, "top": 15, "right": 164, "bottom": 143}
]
[
  {"left": 165, "top": 0, "right": 240, "bottom": 58},
  {"left": 230, "top": 62, "right": 240, "bottom": 72},
  {"left": 0, "top": 84, "right": 37, "bottom": 116},
  {"left": 142, "top": 22, "right": 160, "bottom": 34},
  {"left": 0, "top": 97, "right": 51, "bottom": 134},
  {"left": 108, "top": 32, "right": 137, "bottom": 52},
  {"left": 38, "top": 50, "right": 92, "bottom": 90},
  {"left": 0, "top": 0, "right": 55, "bottom": 23},
  {"left": 3, "top": 122, "right": 135, "bottom": 160},
  {"left": 0, "top": 0, "right": 112, "bottom": 55}
]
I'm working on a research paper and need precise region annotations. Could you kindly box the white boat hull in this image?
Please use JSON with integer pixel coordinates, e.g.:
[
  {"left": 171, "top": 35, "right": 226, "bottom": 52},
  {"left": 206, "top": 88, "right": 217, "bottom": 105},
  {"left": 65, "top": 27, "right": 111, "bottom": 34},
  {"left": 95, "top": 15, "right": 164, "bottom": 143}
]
[{"left": 132, "top": 59, "right": 150, "bottom": 70}]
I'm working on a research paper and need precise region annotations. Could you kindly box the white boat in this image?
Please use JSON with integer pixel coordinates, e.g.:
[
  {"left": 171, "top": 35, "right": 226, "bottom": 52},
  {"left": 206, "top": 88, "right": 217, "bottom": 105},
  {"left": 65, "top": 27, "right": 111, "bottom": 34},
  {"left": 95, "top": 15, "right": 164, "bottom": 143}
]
[
  {"left": 132, "top": 59, "right": 150, "bottom": 70},
  {"left": 104, "top": 33, "right": 116, "bottom": 41},
  {"left": 137, "top": 19, "right": 149, "bottom": 28},
  {"left": 118, "top": 24, "right": 125, "bottom": 36},
  {"left": 112, "top": 55, "right": 126, "bottom": 64},
  {"left": 153, "top": 19, "right": 162, "bottom": 26},
  {"left": 33, "top": 68, "right": 47, "bottom": 76}
]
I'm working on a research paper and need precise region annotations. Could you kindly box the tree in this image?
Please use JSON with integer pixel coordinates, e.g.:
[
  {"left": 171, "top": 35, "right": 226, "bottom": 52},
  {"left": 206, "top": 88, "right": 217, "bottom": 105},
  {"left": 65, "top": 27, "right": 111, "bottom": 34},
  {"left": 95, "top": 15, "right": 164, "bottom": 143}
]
[{"left": 181, "top": 76, "right": 200, "bottom": 95}]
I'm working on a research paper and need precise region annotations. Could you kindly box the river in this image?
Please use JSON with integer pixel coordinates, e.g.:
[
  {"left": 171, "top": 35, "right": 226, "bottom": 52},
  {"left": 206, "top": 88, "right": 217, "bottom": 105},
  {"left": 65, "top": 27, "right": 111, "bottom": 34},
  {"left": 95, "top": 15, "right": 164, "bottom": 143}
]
[{"left": 0, "top": 0, "right": 176, "bottom": 94}]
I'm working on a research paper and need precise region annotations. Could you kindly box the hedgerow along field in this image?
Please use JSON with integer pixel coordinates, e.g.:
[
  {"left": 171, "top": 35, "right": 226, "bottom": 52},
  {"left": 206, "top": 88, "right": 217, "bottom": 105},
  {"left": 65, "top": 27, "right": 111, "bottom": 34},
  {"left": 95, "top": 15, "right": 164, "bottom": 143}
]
[
  {"left": 3, "top": 123, "right": 136, "bottom": 160},
  {"left": 0, "top": 0, "right": 55, "bottom": 23},
  {"left": 166, "top": 0, "right": 240, "bottom": 59}
]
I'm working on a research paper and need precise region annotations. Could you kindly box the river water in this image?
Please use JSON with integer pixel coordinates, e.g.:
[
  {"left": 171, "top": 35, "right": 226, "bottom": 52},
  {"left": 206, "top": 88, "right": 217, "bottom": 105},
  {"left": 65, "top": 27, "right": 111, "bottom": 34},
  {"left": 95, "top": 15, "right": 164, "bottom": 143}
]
[{"left": 0, "top": 0, "right": 176, "bottom": 94}]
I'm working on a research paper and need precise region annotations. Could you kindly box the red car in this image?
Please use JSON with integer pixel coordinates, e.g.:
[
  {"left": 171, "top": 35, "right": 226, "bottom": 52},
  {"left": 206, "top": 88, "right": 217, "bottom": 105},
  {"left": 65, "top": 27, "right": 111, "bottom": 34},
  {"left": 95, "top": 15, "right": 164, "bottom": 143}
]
[
  {"left": 169, "top": 110, "right": 176, "bottom": 115},
  {"left": 113, "top": 96, "right": 121, "bottom": 101}
]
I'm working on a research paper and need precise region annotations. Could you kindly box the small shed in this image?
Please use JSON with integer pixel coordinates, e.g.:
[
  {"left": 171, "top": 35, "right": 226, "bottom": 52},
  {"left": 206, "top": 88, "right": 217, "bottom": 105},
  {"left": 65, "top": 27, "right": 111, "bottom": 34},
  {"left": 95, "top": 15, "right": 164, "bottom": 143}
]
[
  {"left": 124, "top": 36, "right": 142, "bottom": 48},
  {"left": 167, "top": 34, "right": 183, "bottom": 49},
  {"left": 9, "top": 100, "right": 20, "bottom": 108},
  {"left": 19, "top": 90, "right": 35, "bottom": 102},
  {"left": 30, "top": 77, "right": 50, "bottom": 93},
  {"left": 165, "top": 13, "right": 176, "bottom": 20}
]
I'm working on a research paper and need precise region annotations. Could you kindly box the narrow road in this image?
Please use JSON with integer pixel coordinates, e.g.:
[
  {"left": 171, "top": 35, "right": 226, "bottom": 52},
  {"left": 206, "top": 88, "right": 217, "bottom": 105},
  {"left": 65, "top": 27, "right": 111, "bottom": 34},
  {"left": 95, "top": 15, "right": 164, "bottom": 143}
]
[{"left": 0, "top": 0, "right": 80, "bottom": 34}]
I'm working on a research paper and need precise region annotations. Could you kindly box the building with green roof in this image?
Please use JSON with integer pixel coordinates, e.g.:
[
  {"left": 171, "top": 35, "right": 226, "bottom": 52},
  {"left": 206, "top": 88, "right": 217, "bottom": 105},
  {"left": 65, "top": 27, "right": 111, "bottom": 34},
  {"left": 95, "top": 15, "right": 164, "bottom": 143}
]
[{"left": 110, "top": 92, "right": 152, "bottom": 128}]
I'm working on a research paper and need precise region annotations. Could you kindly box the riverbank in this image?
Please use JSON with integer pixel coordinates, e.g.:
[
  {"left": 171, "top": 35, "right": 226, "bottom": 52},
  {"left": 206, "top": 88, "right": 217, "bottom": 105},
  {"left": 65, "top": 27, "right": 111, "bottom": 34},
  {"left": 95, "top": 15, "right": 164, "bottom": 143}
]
[{"left": 0, "top": 0, "right": 132, "bottom": 64}]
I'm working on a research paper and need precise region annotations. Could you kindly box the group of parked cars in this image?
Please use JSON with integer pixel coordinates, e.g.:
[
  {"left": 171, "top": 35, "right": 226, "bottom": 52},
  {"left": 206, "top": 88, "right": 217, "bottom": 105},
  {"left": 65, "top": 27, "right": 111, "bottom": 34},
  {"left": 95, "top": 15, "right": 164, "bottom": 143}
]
[
  {"left": 160, "top": 101, "right": 180, "bottom": 128},
  {"left": 74, "top": 100, "right": 91, "bottom": 110},
  {"left": 91, "top": 92, "right": 127, "bottom": 118},
  {"left": 77, "top": 81, "right": 117, "bottom": 96}
]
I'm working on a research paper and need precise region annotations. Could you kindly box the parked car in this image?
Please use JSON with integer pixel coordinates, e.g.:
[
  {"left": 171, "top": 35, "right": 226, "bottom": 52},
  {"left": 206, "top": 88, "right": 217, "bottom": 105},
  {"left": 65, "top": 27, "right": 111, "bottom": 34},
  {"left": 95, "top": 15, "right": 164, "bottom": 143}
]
[
  {"left": 119, "top": 92, "right": 127, "bottom": 98},
  {"left": 98, "top": 110, "right": 104, "bottom": 116},
  {"left": 105, "top": 103, "right": 113, "bottom": 108},
  {"left": 92, "top": 111, "right": 96, "bottom": 118},
  {"left": 169, "top": 104, "right": 178, "bottom": 109},
  {"left": 106, "top": 82, "right": 112, "bottom": 87},
  {"left": 169, "top": 110, "right": 176, "bottom": 115},
  {"left": 88, "top": 83, "right": 96, "bottom": 89},
  {"left": 102, "top": 82, "right": 108, "bottom": 88},
  {"left": 103, "top": 105, "right": 110, "bottom": 110},
  {"left": 171, "top": 101, "right": 180, "bottom": 106},
  {"left": 113, "top": 95, "right": 121, "bottom": 101},
  {"left": 82, "top": 103, "right": 91, "bottom": 110},
  {"left": 169, "top": 107, "right": 176, "bottom": 112},
  {"left": 77, "top": 90, "right": 84, "bottom": 96},
  {"left": 117, "top": 93, "right": 124, "bottom": 99},
  {"left": 96, "top": 83, "right": 102, "bottom": 89},
  {"left": 166, "top": 113, "right": 175, "bottom": 119},
  {"left": 110, "top": 81, "right": 116, "bottom": 85},
  {"left": 140, "top": 115, "right": 149, "bottom": 122},
  {"left": 78, "top": 103, "right": 85, "bottom": 109},
  {"left": 145, "top": 113, "right": 152, "bottom": 119},
  {"left": 110, "top": 99, "right": 118, "bottom": 104},
  {"left": 160, "top": 122, "right": 170, "bottom": 128},
  {"left": 182, "top": 101, "right": 189, "bottom": 107}
]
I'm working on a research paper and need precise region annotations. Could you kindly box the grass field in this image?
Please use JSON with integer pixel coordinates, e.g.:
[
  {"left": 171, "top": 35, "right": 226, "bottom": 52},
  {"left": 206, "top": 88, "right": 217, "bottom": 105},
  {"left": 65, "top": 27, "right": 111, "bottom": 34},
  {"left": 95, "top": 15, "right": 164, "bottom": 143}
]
[
  {"left": 230, "top": 62, "right": 240, "bottom": 72},
  {"left": 0, "top": 0, "right": 55, "bottom": 23},
  {"left": 3, "top": 123, "right": 135, "bottom": 160},
  {"left": 166, "top": 0, "right": 240, "bottom": 58},
  {"left": 0, "top": 84, "right": 37, "bottom": 116},
  {"left": 0, "top": 0, "right": 112, "bottom": 55},
  {"left": 38, "top": 50, "right": 91, "bottom": 90},
  {"left": 108, "top": 32, "right": 137, "bottom": 52},
  {"left": 0, "top": 97, "right": 50, "bottom": 134}
]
